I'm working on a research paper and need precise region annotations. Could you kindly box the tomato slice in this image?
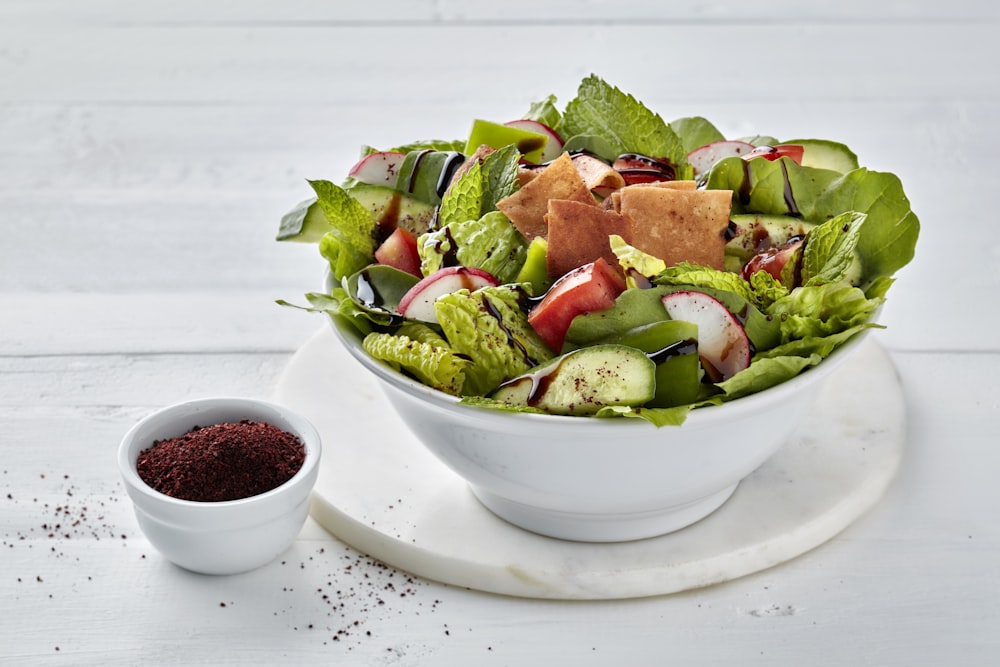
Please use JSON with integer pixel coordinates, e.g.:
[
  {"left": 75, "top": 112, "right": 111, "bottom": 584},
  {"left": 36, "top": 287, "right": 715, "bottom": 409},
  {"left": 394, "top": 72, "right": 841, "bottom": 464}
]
[{"left": 527, "top": 258, "right": 626, "bottom": 351}]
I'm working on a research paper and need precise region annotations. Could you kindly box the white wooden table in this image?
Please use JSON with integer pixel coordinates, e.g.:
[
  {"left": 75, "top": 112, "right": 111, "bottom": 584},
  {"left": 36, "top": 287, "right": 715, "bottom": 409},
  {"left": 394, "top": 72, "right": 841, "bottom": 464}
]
[{"left": 2, "top": 2, "right": 999, "bottom": 664}]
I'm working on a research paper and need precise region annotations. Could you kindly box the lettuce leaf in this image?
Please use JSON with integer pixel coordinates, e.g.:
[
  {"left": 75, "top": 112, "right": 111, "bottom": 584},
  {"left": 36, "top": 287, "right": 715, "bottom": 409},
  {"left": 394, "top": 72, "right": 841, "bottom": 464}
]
[
  {"left": 309, "top": 179, "right": 378, "bottom": 281},
  {"left": 768, "top": 282, "right": 882, "bottom": 342},
  {"left": 523, "top": 94, "right": 562, "bottom": 131},
  {"left": 704, "top": 157, "right": 918, "bottom": 285},
  {"left": 609, "top": 234, "right": 666, "bottom": 288},
  {"left": 417, "top": 211, "right": 528, "bottom": 284},
  {"left": 811, "top": 168, "right": 919, "bottom": 283},
  {"left": 435, "top": 286, "right": 553, "bottom": 396},
  {"left": 704, "top": 156, "right": 841, "bottom": 219},
  {"left": 669, "top": 116, "right": 726, "bottom": 154},
  {"left": 439, "top": 144, "right": 520, "bottom": 226},
  {"left": 362, "top": 324, "right": 470, "bottom": 396},
  {"left": 560, "top": 75, "right": 690, "bottom": 176},
  {"left": 715, "top": 354, "right": 823, "bottom": 400}
]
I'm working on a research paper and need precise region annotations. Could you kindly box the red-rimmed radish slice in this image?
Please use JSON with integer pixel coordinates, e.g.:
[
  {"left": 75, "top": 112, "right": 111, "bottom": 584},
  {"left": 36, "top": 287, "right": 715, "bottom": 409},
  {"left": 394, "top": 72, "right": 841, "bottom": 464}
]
[
  {"left": 397, "top": 266, "right": 499, "bottom": 323},
  {"left": 661, "top": 290, "right": 751, "bottom": 382},
  {"left": 742, "top": 144, "right": 805, "bottom": 165},
  {"left": 505, "top": 120, "right": 564, "bottom": 163},
  {"left": 347, "top": 151, "right": 406, "bottom": 187},
  {"left": 687, "top": 140, "right": 756, "bottom": 175}
]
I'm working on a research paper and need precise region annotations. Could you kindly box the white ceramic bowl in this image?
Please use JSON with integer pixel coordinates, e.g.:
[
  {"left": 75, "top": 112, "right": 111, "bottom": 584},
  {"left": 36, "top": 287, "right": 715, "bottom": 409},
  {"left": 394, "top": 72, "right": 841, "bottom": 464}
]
[
  {"left": 118, "top": 397, "right": 321, "bottom": 575},
  {"left": 331, "top": 316, "right": 869, "bottom": 542}
]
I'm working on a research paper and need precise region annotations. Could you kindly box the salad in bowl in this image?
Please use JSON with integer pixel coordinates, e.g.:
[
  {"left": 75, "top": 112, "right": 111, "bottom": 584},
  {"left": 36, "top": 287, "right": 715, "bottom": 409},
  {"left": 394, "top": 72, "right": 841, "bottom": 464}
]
[{"left": 277, "top": 75, "right": 918, "bottom": 427}]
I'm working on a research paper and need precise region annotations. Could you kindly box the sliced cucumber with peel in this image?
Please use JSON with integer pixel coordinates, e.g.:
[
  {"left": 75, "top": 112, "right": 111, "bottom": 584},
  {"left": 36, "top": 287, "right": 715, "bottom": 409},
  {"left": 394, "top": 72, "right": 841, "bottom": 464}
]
[
  {"left": 615, "top": 321, "right": 701, "bottom": 408},
  {"left": 784, "top": 138, "right": 859, "bottom": 174},
  {"left": 491, "top": 344, "right": 655, "bottom": 416}
]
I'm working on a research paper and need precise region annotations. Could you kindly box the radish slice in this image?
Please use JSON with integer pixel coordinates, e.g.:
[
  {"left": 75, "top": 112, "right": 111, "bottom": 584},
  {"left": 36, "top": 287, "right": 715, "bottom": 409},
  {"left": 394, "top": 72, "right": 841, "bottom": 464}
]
[
  {"left": 347, "top": 151, "right": 406, "bottom": 187},
  {"left": 687, "top": 140, "right": 756, "bottom": 176},
  {"left": 398, "top": 266, "right": 499, "bottom": 323},
  {"left": 661, "top": 291, "right": 751, "bottom": 382},
  {"left": 505, "top": 120, "right": 564, "bottom": 163}
]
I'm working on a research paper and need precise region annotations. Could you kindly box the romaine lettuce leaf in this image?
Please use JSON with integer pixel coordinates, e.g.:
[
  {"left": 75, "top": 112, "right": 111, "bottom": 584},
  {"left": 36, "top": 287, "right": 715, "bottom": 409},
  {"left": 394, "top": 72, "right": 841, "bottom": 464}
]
[
  {"left": 768, "top": 282, "right": 882, "bottom": 342},
  {"left": 362, "top": 324, "right": 470, "bottom": 396},
  {"left": 309, "top": 179, "right": 378, "bottom": 281},
  {"left": 435, "top": 286, "right": 553, "bottom": 396},
  {"left": 755, "top": 323, "right": 876, "bottom": 360},
  {"left": 418, "top": 211, "right": 528, "bottom": 283},
  {"left": 560, "top": 75, "right": 690, "bottom": 176},
  {"left": 654, "top": 262, "right": 759, "bottom": 308},
  {"left": 715, "top": 354, "right": 823, "bottom": 400},
  {"left": 609, "top": 234, "right": 666, "bottom": 288},
  {"left": 438, "top": 144, "right": 520, "bottom": 226}
]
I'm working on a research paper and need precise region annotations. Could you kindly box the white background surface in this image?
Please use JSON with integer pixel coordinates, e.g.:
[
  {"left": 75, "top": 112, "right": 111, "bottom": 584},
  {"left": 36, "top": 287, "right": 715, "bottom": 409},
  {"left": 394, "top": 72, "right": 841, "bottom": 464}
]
[{"left": 2, "top": 1, "right": 998, "bottom": 664}]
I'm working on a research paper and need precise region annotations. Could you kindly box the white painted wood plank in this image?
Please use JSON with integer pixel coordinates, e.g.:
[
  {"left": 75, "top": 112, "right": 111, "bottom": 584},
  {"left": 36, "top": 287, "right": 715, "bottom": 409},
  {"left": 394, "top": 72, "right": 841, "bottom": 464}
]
[
  {"left": 1, "top": 349, "right": 997, "bottom": 664},
  {"left": 4, "top": 0, "right": 998, "bottom": 24},
  {"left": 0, "top": 23, "right": 994, "bottom": 105}
]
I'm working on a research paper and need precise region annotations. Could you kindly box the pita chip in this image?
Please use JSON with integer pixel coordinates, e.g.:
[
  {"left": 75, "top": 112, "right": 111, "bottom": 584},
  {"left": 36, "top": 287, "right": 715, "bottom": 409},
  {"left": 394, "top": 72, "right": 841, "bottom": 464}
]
[
  {"left": 495, "top": 152, "right": 596, "bottom": 240},
  {"left": 618, "top": 187, "right": 733, "bottom": 270},
  {"left": 545, "top": 199, "right": 632, "bottom": 279}
]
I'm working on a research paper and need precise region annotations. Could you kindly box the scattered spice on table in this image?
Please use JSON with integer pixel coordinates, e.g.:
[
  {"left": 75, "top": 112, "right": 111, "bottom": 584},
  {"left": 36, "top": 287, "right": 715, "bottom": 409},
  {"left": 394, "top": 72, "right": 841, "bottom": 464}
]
[{"left": 136, "top": 420, "right": 304, "bottom": 502}]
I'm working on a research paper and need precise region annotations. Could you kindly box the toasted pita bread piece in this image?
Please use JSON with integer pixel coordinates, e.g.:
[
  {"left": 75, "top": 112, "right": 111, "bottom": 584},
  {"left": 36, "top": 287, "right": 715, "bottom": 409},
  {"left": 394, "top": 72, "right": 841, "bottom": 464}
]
[
  {"left": 495, "top": 152, "right": 596, "bottom": 240},
  {"left": 545, "top": 200, "right": 632, "bottom": 279},
  {"left": 603, "top": 179, "right": 699, "bottom": 212},
  {"left": 618, "top": 187, "right": 733, "bottom": 270},
  {"left": 571, "top": 153, "right": 627, "bottom": 195}
]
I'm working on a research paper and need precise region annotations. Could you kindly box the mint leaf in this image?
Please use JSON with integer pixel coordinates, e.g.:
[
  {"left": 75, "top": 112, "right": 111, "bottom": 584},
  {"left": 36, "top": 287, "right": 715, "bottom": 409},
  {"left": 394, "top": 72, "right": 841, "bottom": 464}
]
[
  {"left": 439, "top": 145, "right": 520, "bottom": 225},
  {"left": 560, "top": 75, "right": 688, "bottom": 171},
  {"left": 801, "top": 211, "right": 866, "bottom": 286},
  {"left": 309, "top": 179, "right": 377, "bottom": 281}
]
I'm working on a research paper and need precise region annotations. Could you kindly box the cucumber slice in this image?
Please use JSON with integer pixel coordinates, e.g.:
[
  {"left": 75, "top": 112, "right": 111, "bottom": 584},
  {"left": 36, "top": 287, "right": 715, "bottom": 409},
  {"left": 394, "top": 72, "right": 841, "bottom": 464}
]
[
  {"left": 346, "top": 184, "right": 436, "bottom": 237},
  {"left": 725, "top": 213, "right": 816, "bottom": 269},
  {"left": 784, "top": 138, "right": 859, "bottom": 174},
  {"left": 491, "top": 344, "right": 655, "bottom": 416},
  {"left": 616, "top": 321, "right": 701, "bottom": 408}
]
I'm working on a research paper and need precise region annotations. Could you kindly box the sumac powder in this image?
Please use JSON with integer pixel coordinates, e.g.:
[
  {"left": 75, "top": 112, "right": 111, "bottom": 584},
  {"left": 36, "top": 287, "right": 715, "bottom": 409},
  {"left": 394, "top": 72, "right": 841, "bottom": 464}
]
[{"left": 136, "top": 420, "right": 305, "bottom": 502}]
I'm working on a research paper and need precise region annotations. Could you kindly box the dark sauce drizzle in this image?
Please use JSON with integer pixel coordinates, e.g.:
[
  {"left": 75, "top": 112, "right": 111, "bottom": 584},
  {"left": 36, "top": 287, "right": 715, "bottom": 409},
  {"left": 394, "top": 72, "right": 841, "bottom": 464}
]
[{"left": 646, "top": 339, "right": 698, "bottom": 365}]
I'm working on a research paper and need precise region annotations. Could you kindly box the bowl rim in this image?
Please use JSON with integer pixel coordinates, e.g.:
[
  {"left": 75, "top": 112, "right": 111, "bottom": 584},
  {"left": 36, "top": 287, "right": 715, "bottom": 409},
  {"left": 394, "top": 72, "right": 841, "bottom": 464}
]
[
  {"left": 329, "top": 312, "right": 875, "bottom": 427},
  {"left": 118, "top": 396, "right": 321, "bottom": 509}
]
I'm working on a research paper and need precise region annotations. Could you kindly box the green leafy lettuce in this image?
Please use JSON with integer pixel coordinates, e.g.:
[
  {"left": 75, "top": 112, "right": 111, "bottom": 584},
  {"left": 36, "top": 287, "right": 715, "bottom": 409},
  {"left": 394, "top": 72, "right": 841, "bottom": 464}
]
[
  {"left": 418, "top": 211, "right": 528, "bottom": 284},
  {"left": 363, "top": 323, "right": 470, "bottom": 396},
  {"left": 435, "top": 286, "right": 553, "bottom": 396}
]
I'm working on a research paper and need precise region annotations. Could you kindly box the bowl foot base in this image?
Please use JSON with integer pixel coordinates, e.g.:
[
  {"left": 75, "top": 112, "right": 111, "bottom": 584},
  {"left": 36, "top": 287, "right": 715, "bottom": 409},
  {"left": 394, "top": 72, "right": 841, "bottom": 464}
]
[{"left": 470, "top": 484, "right": 738, "bottom": 543}]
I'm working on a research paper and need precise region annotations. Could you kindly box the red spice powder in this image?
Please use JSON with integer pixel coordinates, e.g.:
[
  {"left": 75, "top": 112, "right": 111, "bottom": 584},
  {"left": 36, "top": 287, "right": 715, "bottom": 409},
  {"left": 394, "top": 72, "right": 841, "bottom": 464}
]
[{"left": 136, "top": 420, "right": 305, "bottom": 502}]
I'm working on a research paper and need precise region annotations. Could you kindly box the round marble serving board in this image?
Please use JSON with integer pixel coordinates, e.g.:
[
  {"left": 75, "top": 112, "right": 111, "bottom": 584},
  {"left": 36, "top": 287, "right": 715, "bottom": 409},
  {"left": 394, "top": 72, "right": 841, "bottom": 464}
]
[{"left": 274, "top": 326, "right": 905, "bottom": 600}]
